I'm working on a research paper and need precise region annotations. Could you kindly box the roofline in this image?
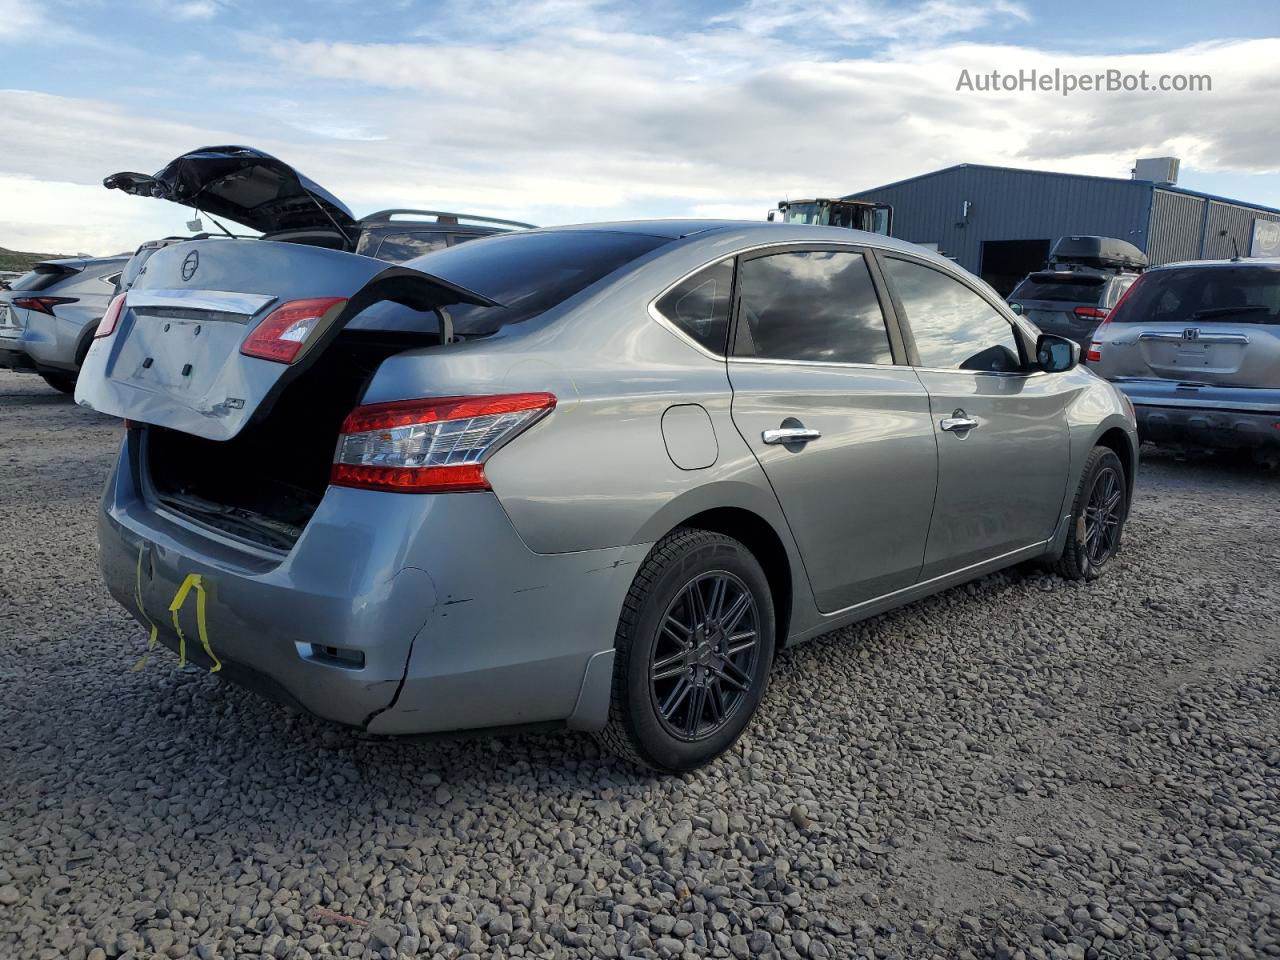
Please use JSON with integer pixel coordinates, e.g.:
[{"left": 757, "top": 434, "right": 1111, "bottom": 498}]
[{"left": 844, "top": 162, "right": 1280, "bottom": 217}]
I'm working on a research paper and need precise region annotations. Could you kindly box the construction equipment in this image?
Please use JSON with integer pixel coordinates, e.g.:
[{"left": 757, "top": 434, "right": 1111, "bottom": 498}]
[{"left": 768, "top": 198, "right": 893, "bottom": 235}]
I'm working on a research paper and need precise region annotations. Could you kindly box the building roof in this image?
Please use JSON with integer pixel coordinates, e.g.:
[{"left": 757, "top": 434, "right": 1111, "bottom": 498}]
[{"left": 846, "top": 162, "right": 1280, "bottom": 217}]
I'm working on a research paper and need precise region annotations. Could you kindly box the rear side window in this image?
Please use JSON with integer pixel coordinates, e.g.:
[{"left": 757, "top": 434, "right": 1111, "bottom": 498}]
[
  {"left": 1010, "top": 273, "right": 1106, "bottom": 304},
  {"left": 375, "top": 232, "right": 450, "bottom": 263},
  {"left": 655, "top": 259, "right": 734, "bottom": 354},
  {"left": 884, "top": 257, "right": 1022, "bottom": 373},
  {"left": 411, "top": 230, "right": 670, "bottom": 335},
  {"left": 734, "top": 250, "right": 893, "bottom": 365},
  {"left": 1114, "top": 265, "right": 1280, "bottom": 325}
]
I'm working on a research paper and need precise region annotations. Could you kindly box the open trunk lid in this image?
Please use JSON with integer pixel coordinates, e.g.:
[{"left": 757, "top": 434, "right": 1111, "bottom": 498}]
[
  {"left": 104, "top": 145, "right": 360, "bottom": 244},
  {"left": 74, "top": 239, "right": 495, "bottom": 441}
]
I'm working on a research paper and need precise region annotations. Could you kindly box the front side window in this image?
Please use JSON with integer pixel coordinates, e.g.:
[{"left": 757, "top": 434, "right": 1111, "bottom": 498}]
[
  {"left": 655, "top": 259, "right": 734, "bottom": 354},
  {"left": 734, "top": 250, "right": 894, "bottom": 365},
  {"left": 883, "top": 258, "right": 1022, "bottom": 372}
]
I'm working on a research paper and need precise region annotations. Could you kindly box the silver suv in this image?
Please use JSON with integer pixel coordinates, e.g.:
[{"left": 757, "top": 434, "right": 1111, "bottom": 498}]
[
  {"left": 76, "top": 222, "right": 1137, "bottom": 770},
  {"left": 1088, "top": 258, "right": 1280, "bottom": 463}
]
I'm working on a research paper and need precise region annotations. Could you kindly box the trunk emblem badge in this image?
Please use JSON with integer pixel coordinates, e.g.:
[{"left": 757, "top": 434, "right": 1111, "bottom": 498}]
[
  {"left": 181, "top": 250, "right": 199, "bottom": 281},
  {"left": 1182, "top": 327, "right": 1200, "bottom": 341}
]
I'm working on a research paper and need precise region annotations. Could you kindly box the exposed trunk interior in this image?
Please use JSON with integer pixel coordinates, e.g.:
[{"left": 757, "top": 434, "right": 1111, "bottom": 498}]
[{"left": 145, "top": 328, "right": 441, "bottom": 549}]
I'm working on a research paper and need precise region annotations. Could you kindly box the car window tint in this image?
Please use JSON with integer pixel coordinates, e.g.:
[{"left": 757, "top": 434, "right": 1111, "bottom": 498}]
[
  {"left": 410, "top": 230, "right": 670, "bottom": 335},
  {"left": 1116, "top": 265, "right": 1280, "bottom": 325},
  {"left": 655, "top": 259, "right": 734, "bottom": 354},
  {"left": 735, "top": 250, "right": 893, "bottom": 365},
  {"left": 375, "top": 232, "right": 450, "bottom": 263},
  {"left": 883, "top": 258, "right": 1022, "bottom": 372}
]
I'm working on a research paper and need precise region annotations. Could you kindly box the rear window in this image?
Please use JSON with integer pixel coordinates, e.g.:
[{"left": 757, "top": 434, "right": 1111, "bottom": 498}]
[
  {"left": 9, "top": 268, "right": 69, "bottom": 292},
  {"left": 404, "top": 230, "right": 670, "bottom": 335},
  {"left": 1117, "top": 265, "right": 1280, "bottom": 326},
  {"left": 1010, "top": 273, "right": 1105, "bottom": 304}
]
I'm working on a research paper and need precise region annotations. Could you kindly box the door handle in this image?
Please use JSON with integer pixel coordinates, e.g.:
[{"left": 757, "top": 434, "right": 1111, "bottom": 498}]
[
  {"left": 762, "top": 427, "right": 821, "bottom": 445},
  {"left": 940, "top": 414, "right": 979, "bottom": 433}
]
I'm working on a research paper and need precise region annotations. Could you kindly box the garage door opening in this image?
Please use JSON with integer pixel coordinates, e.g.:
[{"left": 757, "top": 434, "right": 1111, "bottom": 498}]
[{"left": 980, "top": 239, "right": 1051, "bottom": 296}]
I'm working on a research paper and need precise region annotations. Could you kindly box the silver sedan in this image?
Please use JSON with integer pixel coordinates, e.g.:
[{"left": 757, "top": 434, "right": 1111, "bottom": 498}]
[{"left": 76, "top": 221, "right": 1137, "bottom": 771}]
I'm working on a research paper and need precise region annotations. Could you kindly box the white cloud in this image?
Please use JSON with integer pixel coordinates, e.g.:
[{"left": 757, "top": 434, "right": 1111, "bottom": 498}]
[{"left": 0, "top": 1, "right": 1277, "bottom": 254}]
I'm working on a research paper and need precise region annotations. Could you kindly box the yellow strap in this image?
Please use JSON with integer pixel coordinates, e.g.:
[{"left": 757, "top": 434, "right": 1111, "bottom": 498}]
[
  {"left": 168, "top": 573, "right": 222, "bottom": 673},
  {"left": 131, "top": 546, "right": 221, "bottom": 674},
  {"left": 131, "top": 546, "right": 161, "bottom": 673}
]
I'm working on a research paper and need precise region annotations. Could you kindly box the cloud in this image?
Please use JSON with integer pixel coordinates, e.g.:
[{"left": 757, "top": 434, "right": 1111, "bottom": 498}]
[{"left": 0, "top": 1, "right": 1277, "bottom": 254}]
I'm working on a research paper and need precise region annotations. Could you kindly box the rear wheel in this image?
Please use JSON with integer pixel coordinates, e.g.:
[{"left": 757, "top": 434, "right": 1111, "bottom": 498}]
[
  {"left": 597, "top": 528, "right": 775, "bottom": 772},
  {"left": 1057, "top": 447, "right": 1128, "bottom": 580},
  {"left": 39, "top": 372, "right": 76, "bottom": 394}
]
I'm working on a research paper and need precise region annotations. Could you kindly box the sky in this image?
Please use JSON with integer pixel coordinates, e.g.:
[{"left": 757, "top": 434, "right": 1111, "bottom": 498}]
[{"left": 1, "top": 0, "right": 1278, "bottom": 255}]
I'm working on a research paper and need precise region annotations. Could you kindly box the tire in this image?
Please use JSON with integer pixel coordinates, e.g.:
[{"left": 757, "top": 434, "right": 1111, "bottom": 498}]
[
  {"left": 39, "top": 372, "right": 76, "bottom": 394},
  {"left": 596, "top": 528, "right": 776, "bottom": 773},
  {"left": 1057, "top": 447, "right": 1128, "bottom": 581}
]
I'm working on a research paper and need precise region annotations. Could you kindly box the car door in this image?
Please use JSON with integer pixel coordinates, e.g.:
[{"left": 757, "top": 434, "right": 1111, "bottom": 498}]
[
  {"left": 879, "top": 254, "right": 1072, "bottom": 579},
  {"left": 726, "top": 245, "right": 938, "bottom": 613}
]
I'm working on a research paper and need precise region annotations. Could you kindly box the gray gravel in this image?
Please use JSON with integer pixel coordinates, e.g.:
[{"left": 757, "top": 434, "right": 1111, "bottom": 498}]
[{"left": 1, "top": 367, "right": 1278, "bottom": 960}]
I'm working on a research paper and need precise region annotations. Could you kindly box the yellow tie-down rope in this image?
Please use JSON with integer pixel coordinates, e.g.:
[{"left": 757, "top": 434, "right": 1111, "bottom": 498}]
[{"left": 131, "top": 545, "right": 222, "bottom": 673}]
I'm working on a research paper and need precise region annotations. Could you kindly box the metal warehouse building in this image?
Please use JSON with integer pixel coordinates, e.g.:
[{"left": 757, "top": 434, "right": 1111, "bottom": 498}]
[{"left": 845, "top": 162, "right": 1280, "bottom": 294}]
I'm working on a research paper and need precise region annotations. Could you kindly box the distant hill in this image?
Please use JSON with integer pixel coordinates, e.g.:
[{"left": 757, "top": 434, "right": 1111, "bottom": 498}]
[{"left": 0, "top": 247, "right": 77, "bottom": 273}]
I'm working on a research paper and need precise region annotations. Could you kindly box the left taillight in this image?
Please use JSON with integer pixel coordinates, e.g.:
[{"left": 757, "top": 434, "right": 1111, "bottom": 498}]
[
  {"left": 94, "top": 293, "right": 128, "bottom": 338},
  {"left": 241, "top": 297, "right": 348, "bottom": 364},
  {"left": 14, "top": 295, "right": 78, "bottom": 316},
  {"left": 331, "top": 393, "right": 557, "bottom": 493},
  {"left": 1073, "top": 305, "right": 1109, "bottom": 320}
]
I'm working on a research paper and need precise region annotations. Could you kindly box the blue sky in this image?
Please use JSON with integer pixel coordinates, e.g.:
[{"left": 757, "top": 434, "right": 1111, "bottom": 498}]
[{"left": 1, "top": 0, "right": 1277, "bottom": 253}]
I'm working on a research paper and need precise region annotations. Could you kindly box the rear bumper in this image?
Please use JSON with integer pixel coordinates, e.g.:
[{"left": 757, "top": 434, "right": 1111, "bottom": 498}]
[
  {"left": 0, "top": 337, "right": 36, "bottom": 372},
  {"left": 98, "top": 429, "right": 648, "bottom": 734},
  {"left": 1112, "top": 380, "right": 1280, "bottom": 449}
]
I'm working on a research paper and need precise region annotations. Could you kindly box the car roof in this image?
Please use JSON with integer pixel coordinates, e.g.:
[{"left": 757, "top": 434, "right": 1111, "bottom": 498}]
[
  {"left": 527, "top": 219, "right": 940, "bottom": 256},
  {"left": 1148, "top": 257, "right": 1280, "bottom": 272}
]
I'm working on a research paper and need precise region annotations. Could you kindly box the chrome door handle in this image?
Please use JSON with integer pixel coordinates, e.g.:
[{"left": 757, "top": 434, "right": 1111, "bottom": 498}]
[
  {"left": 940, "top": 415, "right": 979, "bottom": 433},
  {"left": 762, "top": 427, "right": 821, "bottom": 445}
]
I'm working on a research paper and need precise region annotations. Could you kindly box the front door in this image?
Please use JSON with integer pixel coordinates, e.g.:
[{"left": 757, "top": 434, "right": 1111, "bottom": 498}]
[
  {"left": 879, "top": 254, "right": 1073, "bottom": 579},
  {"left": 727, "top": 246, "right": 938, "bottom": 613}
]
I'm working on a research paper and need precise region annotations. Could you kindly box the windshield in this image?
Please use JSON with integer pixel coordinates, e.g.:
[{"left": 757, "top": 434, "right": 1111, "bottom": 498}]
[
  {"left": 1116, "top": 265, "right": 1280, "bottom": 326},
  {"left": 1011, "top": 273, "right": 1105, "bottom": 304},
  {"left": 403, "top": 230, "right": 670, "bottom": 335},
  {"left": 780, "top": 203, "right": 823, "bottom": 225}
]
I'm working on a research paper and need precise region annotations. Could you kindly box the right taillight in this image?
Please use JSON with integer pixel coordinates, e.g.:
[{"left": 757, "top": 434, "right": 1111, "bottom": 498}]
[
  {"left": 241, "top": 297, "right": 348, "bottom": 364},
  {"left": 331, "top": 393, "right": 557, "bottom": 493},
  {"left": 1087, "top": 275, "right": 1146, "bottom": 363},
  {"left": 94, "top": 293, "right": 128, "bottom": 339}
]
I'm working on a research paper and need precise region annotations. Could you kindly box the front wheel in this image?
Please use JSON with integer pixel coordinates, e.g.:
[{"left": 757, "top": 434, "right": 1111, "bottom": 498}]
[
  {"left": 1057, "top": 447, "right": 1128, "bottom": 580},
  {"left": 596, "top": 528, "right": 775, "bottom": 772}
]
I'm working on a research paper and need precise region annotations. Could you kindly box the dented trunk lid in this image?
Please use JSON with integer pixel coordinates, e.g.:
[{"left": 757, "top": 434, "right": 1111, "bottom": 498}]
[{"left": 74, "top": 239, "right": 495, "bottom": 441}]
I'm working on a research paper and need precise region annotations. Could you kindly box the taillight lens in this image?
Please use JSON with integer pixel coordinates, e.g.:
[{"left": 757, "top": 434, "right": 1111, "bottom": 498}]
[
  {"left": 1086, "top": 275, "right": 1145, "bottom": 364},
  {"left": 1073, "top": 305, "right": 1109, "bottom": 320},
  {"left": 13, "top": 295, "right": 78, "bottom": 315},
  {"left": 332, "top": 393, "right": 557, "bottom": 493},
  {"left": 94, "top": 293, "right": 128, "bottom": 338},
  {"left": 241, "top": 297, "right": 348, "bottom": 364}
]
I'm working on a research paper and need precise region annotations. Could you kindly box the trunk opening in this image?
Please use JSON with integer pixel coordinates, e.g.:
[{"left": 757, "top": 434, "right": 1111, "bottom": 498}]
[{"left": 145, "top": 328, "right": 443, "bottom": 548}]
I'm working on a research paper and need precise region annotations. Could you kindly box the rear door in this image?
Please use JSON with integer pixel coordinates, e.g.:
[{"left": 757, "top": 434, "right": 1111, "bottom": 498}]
[
  {"left": 726, "top": 244, "right": 937, "bottom": 613},
  {"left": 1090, "top": 264, "right": 1280, "bottom": 389},
  {"left": 880, "top": 254, "right": 1073, "bottom": 579},
  {"left": 75, "top": 239, "right": 493, "bottom": 441}
]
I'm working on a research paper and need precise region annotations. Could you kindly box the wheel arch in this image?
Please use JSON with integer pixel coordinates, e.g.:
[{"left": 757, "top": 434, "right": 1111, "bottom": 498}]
[
  {"left": 659, "top": 505, "right": 794, "bottom": 650},
  {"left": 1094, "top": 424, "right": 1137, "bottom": 501}
]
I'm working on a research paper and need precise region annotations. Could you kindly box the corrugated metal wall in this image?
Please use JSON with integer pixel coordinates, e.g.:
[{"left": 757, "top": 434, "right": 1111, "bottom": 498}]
[
  {"left": 845, "top": 166, "right": 1153, "bottom": 274},
  {"left": 1202, "top": 200, "right": 1280, "bottom": 260},
  {"left": 1147, "top": 190, "right": 1205, "bottom": 264}
]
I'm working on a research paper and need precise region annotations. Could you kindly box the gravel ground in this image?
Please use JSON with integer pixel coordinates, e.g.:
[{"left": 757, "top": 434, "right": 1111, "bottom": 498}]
[{"left": 1, "top": 368, "right": 1278, "bottom": 960}]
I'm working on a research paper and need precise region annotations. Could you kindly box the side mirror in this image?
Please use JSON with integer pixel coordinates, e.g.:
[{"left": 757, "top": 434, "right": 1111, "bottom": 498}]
[
  {"left": 1008, "top": 301, "right": 1023, "bottom": 315},
  {"left": 1037, "top": 333, "right": 1080, "bottom": 373}
]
